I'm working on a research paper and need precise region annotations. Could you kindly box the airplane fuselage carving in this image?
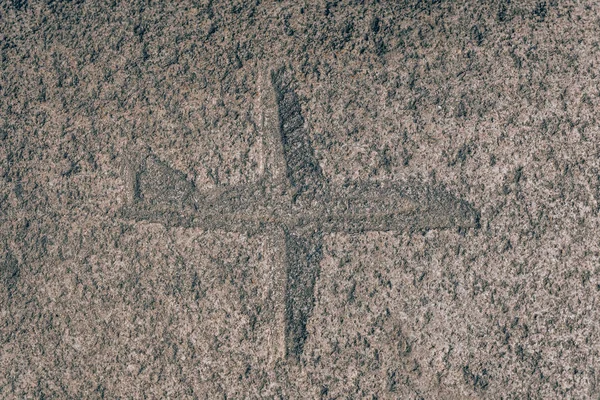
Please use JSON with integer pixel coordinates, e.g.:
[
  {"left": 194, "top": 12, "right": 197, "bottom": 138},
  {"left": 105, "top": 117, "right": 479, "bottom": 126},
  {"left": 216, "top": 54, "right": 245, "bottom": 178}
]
[{"left": 125, "top": 174, "right": 475, "bottom": 235}]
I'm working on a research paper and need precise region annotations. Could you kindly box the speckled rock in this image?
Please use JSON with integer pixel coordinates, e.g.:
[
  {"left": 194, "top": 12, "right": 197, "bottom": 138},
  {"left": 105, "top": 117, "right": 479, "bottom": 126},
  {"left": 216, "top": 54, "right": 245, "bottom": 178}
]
[{"left": 2, "top": 0, "right": 600, "bottom": 398}]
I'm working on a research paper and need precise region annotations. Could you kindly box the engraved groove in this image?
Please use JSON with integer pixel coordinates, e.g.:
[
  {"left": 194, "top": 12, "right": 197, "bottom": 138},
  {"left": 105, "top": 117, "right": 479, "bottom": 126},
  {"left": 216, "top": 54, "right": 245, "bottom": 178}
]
[{"left": 120, "top": 66, "right": 479, "bottom": 362}]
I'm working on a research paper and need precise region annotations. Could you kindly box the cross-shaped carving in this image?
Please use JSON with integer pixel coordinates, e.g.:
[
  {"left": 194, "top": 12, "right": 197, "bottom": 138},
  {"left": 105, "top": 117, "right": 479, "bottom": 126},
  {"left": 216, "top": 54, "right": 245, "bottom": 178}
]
[{"left": 121, "top": 66, "right": 479, "bottom": 363}]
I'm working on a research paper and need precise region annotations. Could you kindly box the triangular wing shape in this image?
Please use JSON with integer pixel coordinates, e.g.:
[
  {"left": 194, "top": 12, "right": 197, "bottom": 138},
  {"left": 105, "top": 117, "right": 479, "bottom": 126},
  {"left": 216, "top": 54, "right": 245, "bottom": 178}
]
[
  {"left": 260, "top": 66, "right": 328, "bottom": 203},
  {"left": 257, "top": 67, "right": 287, "bottom": 183},
  {"left": 282, "top": 228, "right": 323, "bottom": 361}
]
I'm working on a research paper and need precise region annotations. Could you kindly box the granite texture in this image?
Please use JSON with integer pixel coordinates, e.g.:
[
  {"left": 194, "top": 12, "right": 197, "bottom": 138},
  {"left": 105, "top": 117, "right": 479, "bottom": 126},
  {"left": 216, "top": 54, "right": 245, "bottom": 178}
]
[{"left": 2, "top": 0, "right": 600, "bottom": 398}]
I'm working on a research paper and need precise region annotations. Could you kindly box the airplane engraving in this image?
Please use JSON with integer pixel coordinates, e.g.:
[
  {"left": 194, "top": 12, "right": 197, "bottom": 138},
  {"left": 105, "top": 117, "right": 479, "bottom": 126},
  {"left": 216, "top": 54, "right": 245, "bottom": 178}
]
[{"left": 120, "top": 66, "right": 479, "bottom": 362}]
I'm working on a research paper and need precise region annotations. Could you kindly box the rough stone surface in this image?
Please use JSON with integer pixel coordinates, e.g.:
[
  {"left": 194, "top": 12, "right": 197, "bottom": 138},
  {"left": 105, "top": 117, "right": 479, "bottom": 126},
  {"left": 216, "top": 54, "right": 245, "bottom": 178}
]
[{"left": 2, "top": 0, "right": 600, "bottom": 398}]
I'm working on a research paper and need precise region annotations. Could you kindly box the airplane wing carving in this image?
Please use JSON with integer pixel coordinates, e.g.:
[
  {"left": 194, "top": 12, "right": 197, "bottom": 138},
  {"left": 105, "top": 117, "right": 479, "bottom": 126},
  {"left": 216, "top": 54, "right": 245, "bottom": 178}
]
[
  {"left": 270, "top": 67, "right": 327, "bottom": 203},
  {"left": 283, "top": 229, "right": 323, "bottom": 360}
]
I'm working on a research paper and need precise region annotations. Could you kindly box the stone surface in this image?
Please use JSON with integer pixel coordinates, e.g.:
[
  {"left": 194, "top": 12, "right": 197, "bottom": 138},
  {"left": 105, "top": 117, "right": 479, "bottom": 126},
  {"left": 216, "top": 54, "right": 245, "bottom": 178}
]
[{"left": 2, "top": 0, "right": 600, "bottom": 398}]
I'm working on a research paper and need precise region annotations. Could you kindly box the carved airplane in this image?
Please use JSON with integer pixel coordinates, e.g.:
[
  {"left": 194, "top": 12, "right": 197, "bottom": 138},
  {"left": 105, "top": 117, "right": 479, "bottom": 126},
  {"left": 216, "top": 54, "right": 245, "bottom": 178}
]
[{"left": 121, "top": 66, "right": 479, "bottom": 363}]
